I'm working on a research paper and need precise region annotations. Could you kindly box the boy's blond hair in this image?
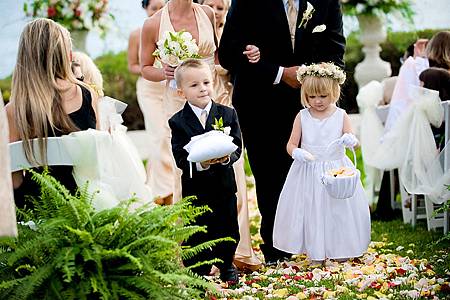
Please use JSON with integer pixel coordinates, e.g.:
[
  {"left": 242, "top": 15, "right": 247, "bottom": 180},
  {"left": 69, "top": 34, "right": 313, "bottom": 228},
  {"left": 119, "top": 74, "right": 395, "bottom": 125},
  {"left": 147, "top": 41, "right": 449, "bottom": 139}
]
[
  {"left": 300, "top": 76, "right": 341, "bottom": 108},
  {"left": 174, "top": 59, "right": 210, "bottom": 86}
]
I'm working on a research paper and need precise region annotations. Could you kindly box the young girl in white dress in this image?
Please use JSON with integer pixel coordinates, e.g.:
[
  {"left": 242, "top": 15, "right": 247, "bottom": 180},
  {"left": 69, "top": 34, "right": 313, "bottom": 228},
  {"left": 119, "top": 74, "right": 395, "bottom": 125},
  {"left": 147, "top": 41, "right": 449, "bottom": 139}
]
[{"left": 273, "top": 63, "right": 371, "bottom": 264}]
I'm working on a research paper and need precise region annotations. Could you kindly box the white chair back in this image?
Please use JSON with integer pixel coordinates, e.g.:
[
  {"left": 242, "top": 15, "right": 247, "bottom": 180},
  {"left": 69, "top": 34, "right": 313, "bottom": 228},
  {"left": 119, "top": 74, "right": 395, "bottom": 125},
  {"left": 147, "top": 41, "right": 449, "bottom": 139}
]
[{"left": 9, "top": 137, "right": 74, "bottom": 172}]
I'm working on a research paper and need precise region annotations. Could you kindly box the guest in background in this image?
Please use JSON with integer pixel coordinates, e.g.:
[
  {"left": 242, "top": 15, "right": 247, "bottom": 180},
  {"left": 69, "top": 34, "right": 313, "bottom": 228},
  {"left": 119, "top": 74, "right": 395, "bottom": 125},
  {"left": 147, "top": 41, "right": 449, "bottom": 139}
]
[
  {"left": 6, "top": 19, "right": 98, "bottom": 209},
  {"left": 127, "top": 0, "right": 166, "bottom": 204},
  {"left": 374, "top": 32, "right": 450, "bottom": 220},
  {"left": 385, "top": 32, "right": 450, "bottom": 132},
  {"left": 420, "top": 68, "right": 450, "bottom": 150}
]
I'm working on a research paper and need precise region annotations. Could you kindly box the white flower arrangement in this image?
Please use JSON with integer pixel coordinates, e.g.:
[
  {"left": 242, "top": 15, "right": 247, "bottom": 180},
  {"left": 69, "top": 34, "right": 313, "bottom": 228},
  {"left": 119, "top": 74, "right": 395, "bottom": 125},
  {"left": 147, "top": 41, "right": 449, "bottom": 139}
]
[
  {"left": 340, "top": 0, "right": 413, "bottom": 21},
  {"left": 153, "top": 30, "right": 201, "bottom": 67},
  {"left": 296, "top": 62, "right": 346, "bottom": 85},
  {"left": 23, "top": 0, "right": 114, "bottom": 37},
  {"left": 153, "top": 30, "right": 201, "bottom": 88}
]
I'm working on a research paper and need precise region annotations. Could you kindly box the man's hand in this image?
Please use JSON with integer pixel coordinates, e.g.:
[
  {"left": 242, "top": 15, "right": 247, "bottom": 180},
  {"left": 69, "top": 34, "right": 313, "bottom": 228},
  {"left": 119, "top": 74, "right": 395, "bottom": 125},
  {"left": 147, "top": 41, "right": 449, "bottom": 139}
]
[
  {"left": 281, "top": 66, "right": 301, "bottom": 88},
  {"left": 243, "top": 45, "right": 260, "bottom": 64}
]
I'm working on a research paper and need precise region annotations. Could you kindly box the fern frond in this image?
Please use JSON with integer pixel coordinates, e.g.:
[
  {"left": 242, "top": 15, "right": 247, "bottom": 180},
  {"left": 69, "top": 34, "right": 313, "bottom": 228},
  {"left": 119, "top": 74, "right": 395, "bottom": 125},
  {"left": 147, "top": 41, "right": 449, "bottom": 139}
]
[{"left": 181, "top": 237, "right": 235, "bottom": 260}]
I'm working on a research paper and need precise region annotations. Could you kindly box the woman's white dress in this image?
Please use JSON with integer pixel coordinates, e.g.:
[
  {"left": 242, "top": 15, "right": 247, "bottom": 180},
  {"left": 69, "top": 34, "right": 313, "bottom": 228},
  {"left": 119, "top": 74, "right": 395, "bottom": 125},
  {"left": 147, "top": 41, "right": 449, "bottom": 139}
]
[{"left": 273, "top": 107, "right": 371, "bottom": 261}]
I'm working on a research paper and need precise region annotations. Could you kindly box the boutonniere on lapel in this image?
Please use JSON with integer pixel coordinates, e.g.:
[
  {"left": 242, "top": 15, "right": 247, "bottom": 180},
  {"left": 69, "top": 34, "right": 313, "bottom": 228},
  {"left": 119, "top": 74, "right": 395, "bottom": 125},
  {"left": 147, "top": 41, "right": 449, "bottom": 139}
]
[
  {"left": 212, "top": 117, "right": 231, "bottom": 135},
  {"left": 298, "top": 1, "right": 315, "bottom": 28},
  {"left": 312, "top": 24, "right": 326, "bottom": 33}
]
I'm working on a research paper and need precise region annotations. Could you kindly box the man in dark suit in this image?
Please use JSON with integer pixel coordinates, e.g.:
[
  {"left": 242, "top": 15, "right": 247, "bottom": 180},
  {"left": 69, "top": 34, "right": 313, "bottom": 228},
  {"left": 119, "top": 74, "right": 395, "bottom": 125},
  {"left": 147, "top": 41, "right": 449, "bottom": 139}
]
[
  {"left": 169, "top": 59, "right": 242, "bottom": 282},
  {"left": 218, "top": 0, "right": 345, "bottom": 264}
]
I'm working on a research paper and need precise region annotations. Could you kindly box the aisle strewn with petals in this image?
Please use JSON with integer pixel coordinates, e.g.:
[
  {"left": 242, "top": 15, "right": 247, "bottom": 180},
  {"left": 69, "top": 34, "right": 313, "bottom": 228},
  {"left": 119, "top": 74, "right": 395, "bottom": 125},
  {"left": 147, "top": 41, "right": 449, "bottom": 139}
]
[{"left": 206, "top": 178, "right": 450, "bottom": 300}]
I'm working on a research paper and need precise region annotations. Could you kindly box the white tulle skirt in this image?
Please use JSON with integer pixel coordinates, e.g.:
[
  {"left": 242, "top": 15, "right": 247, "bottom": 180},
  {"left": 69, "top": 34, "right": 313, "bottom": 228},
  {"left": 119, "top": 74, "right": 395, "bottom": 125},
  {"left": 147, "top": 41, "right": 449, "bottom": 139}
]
[{"left": 273, "top": 156, "right": 371, "bottom": 261}]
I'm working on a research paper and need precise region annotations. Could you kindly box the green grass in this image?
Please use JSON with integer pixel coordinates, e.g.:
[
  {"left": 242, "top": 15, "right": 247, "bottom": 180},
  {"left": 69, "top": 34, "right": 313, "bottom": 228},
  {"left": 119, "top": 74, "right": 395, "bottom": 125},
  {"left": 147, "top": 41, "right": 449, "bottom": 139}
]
[{"left": 371, "top": 219, "right": 450, "bottom": 276}]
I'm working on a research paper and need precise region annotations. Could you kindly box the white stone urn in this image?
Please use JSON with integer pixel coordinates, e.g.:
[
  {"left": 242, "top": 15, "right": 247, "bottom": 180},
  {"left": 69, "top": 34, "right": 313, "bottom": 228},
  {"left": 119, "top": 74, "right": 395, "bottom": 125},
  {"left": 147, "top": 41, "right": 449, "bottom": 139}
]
[
  {"left": 354, "top": 15, "right": 392, "bottom": 89},
  {"left": 70, "top": 30, "right": 89, "bottom": 53}
]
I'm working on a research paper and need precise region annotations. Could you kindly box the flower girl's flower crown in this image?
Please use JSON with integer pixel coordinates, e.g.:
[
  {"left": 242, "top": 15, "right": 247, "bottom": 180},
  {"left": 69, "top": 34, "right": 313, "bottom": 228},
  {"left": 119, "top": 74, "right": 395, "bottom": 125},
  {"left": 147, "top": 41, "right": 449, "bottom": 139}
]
[{"left": 296, "top": 62, "right": 346, "bottom": 85}]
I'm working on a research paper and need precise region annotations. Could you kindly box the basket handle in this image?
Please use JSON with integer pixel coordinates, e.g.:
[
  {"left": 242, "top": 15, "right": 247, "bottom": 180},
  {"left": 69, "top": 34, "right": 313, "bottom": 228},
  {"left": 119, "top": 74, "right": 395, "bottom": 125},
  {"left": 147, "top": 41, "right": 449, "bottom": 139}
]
[{"left": 326, "top": 138, "right": 357, "bottom": 168}]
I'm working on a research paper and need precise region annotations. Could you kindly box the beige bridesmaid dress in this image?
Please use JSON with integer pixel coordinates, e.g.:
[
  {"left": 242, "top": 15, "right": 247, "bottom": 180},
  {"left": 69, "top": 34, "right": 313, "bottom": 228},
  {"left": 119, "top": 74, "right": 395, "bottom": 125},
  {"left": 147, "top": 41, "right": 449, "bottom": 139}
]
[
  {"left": 136, "top": 54, "right": 173, "bottom": 200},
  {"left": 0, "top": 91, "right": 17, "bottom": 237}
]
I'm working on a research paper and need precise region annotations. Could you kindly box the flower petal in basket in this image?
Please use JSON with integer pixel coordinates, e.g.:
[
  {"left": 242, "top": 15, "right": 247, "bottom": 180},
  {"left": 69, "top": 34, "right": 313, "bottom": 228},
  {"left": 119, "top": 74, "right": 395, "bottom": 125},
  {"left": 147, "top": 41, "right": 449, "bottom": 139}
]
[
  {"left": 321, "top": 168, "right": 360, "bottom": 199},
  {"left": 184, "top": 130, "right": 237, "bottom": 163}
]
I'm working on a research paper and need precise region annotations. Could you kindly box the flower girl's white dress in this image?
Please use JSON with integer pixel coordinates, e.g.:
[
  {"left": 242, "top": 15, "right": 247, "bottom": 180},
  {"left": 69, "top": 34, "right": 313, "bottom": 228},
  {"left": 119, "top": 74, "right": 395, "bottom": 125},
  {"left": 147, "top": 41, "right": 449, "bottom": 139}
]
[{"left": 273, "top": 107, "right": 371, "bottom": 261}]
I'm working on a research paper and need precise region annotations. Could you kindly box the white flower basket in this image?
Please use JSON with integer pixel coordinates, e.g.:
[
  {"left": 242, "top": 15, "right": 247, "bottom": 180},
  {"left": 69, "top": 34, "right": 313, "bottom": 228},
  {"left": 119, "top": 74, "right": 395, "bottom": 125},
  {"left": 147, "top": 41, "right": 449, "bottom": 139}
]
[{"left": 321, "top": 148, "right": 360, "bottom": 199}]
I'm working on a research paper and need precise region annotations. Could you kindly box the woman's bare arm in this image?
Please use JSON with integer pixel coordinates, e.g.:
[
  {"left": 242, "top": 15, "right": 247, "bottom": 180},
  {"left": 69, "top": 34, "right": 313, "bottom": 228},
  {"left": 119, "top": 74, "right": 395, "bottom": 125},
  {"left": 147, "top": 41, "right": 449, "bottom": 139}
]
[
  {"left": 128, "top": 28, "right": 142, "bottom": 75},
  {"left": 140, "top": 14, "right": 166, "bottom": 82}
]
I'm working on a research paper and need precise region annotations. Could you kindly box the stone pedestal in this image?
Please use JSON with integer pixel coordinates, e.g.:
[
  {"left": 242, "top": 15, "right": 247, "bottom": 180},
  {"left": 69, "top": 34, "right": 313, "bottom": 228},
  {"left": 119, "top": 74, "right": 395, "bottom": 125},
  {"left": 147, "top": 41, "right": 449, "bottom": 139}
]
[
  {"left": 71, "top": 30, "right": 89, "bottom": 53},
  {"left": 354, "top": 15, "right": 392, "bottom": 89}
]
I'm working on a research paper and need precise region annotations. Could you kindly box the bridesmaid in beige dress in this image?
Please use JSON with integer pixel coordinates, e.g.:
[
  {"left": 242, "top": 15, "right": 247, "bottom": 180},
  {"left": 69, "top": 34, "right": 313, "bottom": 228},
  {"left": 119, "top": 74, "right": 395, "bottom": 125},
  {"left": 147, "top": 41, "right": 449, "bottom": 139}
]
[
  {"left": 127, "top": 0, "right": 168, "bottom": 204},
  {"left": 140, "top": 0, "right": 219, "bottom": 205},
  {"left": 201, "top": 0, "right": 262, "bottom": 272},
  {"left": 0, "top": 90, "right": 17, "bottom": 237}
]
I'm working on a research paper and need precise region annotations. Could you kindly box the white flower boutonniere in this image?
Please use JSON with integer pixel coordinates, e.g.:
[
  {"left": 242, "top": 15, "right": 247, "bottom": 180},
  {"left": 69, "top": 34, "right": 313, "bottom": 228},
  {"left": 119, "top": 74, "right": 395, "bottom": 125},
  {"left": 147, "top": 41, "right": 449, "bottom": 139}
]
[
  {"left": 312, "top": 24, "right": 326, "bottom": 33},
  {"left": 298, "top": 2, "right": 315, "bottom": 28}
]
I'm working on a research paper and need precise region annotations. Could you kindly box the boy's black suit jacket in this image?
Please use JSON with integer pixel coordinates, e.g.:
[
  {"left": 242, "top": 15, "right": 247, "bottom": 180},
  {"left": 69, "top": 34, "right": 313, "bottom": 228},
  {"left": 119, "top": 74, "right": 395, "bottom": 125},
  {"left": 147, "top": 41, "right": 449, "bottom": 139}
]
[{"left": 168, "top": 101, "right": 242, "bottom": 202}]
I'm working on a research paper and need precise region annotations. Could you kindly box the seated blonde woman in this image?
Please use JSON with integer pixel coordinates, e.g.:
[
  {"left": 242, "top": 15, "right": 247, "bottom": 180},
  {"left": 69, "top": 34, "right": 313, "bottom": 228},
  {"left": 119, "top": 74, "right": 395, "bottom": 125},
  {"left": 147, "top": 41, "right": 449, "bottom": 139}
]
[{"left": 7, "top": 19, "right": 98, "bottom": 209}]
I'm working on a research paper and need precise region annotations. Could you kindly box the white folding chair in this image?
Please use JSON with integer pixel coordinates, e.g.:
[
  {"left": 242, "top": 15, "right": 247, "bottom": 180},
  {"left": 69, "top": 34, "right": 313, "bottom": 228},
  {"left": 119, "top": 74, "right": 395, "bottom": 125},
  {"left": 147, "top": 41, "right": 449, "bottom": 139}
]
[
  {"left": 431, "top": 100, "right": 450, "bottom": 233},
  {"left": 401, "top": 100, "right": 450, "bottom": 231},
  {"left": 375, "top": 105, "right": 401, "bottom": 212},
  {"left": 444, "top": 100, "right": 450, "bottom": 234}
]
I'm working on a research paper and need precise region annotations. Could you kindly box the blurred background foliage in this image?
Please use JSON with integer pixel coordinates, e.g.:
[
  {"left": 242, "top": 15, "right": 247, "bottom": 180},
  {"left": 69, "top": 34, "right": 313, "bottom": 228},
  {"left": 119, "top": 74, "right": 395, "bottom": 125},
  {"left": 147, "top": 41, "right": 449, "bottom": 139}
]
[{"left": 0, "top": 28, "right": 446, "bottom": 129}]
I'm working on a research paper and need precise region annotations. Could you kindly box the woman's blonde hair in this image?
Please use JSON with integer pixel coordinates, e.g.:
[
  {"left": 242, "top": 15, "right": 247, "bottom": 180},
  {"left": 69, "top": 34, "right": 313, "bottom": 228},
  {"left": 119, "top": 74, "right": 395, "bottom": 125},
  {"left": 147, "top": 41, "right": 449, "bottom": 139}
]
[
  {"left": 72, "top": 51, "right": 104, "bottom": 96},
  {"left": 426, "top": 31, "right": 450, "bottom": 70},
  {"left": 11, "top": 18, "right": 79, "bottom": 164},
  {"left": 300, "top": 76, "right": 341, "bottom": 108}
]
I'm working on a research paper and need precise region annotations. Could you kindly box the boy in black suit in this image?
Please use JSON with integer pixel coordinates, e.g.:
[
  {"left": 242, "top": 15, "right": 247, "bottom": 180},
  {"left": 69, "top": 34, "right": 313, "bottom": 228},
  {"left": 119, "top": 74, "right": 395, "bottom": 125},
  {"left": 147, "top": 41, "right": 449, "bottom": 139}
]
[{"left": 168, "top": 59, "right": 241, "bottom": 283}]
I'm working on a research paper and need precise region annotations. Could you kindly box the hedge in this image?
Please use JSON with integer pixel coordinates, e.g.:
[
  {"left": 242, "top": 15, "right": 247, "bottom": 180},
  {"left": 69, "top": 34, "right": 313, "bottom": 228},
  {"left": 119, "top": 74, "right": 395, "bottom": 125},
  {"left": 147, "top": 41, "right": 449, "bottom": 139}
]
[{"left": 0, "top": 28, "right": 446, "bottom": 127}]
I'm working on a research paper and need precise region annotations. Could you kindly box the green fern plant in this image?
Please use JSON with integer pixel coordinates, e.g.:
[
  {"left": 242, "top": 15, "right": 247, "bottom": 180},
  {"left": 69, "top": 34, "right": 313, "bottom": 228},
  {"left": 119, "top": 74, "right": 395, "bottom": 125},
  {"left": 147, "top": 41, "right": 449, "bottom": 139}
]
[{"left": 0, "top": 170, "right": 230, "bottom": 299}]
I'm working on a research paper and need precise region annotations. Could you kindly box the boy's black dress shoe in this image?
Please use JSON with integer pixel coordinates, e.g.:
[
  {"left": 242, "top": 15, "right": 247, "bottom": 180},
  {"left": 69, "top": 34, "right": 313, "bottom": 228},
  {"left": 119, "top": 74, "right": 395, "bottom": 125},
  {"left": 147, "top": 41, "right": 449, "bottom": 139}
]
[{"left": 219, "top": 266, "right": 239, "bottom": 283}]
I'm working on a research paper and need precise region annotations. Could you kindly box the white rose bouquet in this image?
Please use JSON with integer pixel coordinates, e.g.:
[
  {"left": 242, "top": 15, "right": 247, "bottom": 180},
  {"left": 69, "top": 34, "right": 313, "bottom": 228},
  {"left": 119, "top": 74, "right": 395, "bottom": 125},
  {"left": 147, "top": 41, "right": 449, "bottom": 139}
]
[{"left": 153, "top": 30, "right": 201, "bottom": 89}]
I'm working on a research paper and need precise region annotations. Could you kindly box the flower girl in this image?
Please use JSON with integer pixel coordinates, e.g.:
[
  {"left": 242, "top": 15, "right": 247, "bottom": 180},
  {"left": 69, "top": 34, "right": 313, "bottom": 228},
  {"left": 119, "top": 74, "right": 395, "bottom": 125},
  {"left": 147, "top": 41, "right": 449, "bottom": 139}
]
[{"left": 273, "top": 63, "right": 371, "bottom": 264}]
